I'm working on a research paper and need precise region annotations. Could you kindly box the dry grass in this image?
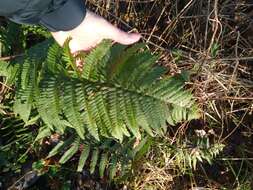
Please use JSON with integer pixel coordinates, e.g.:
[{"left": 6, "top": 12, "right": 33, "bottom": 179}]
[{"left": 86, "top": 0, "right": 253, "bottom": 189}]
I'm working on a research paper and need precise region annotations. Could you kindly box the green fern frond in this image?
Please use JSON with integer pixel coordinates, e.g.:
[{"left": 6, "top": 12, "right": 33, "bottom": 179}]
[
  {"left": 44, "top": 133, "right": 152, "bottom": 179},
  {"left": 90, "top": 148, "right": 99, "bottom": 174},
  {"left": 35, "top": 126, "right": 52, "bottom": 142},
  {"left": 59, "top": 138, "right": 80, "bottom": 164},
  {"left": 99, "top": 152, "right": 109, "bottom": 177},
  {"left": 14, "top": 58, "right": 37, "bottom": 122},
  {"left": 109, "top": 155, "right": 118, "bottom": 180},
  {"left": 0, "top": 115, "right": 34, "bottom": 151},
  {"left": 47, "top": 136, "right": 74, "bottom": 158},
  {"left": 77, "top": 144, "right": 90, "bottom": 172},
  {"left": 82, "top": 39, "right": 112, "bottom": 81},
  {"left": 36, "top": 75, "right": 66, "bottom": 132},
  {"left": 0, "top": 25, "right": 206, "bottom": 181},
  {"left": 0, "top": 39, "right": 199, "bottom": 142},
  {"left": 62, "top": 81, "right": 85, "bottom": 139}
]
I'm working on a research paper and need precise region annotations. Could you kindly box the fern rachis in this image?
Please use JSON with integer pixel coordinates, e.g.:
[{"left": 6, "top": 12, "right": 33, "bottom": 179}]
[{"left": 0, "top": 39, "right": 200, "bottom": 178}]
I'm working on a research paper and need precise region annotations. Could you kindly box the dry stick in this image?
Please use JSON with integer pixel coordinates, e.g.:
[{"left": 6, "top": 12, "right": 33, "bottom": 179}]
[
  {"left": 0, "top": 54, "right": 24, "bottom": 61},
  {"left": 8, "top": 171, "right": 38, "bottom": 190},
  {"left": 207, "top": 0, "right": 222, "bottom": 54},
  {"left": 141, "top": 33, "right": 169, "bottom": 45},
  {"left": 0, "top": 40, "right": 2, "bottom": 57},
  {"left": 227, "top": 34, "right": 241, "bottom": 111},
  {"left": 221, "top": 108, "right": 249, "bottom": 143},
  {"left": 209, "top": 96, "right": 253, "bottom": 101},
  {"left": 195, "top": 0, "right": 215, "bottom": 87},
  {"left": 229, "top": 31, "right": 240, "bottom": 89},
  {"left": 226, "top": 107, "right": 251, "bottom": 114},
  {"left": 0, "top": 81, "right": 13, "bottom": 91},
  {"left": 146, "top": 6, "right": 166, "bottom": 43},
  {"left": 218, "top": 158, "right": 253, "bottom": 161},
  {"left": 221, "top": 18, "right": 252, "bottom": 48},
  {"left": 158, "top": 0, "right": 195, "bottom": 48},
  {"left": 143, "top": 0, "right": 157, "bottom": 29},
  {"left": 215, "top": 56, "right": 253, "bottom": 61},
  {"left": 190, "top": 21, "right": 198, "bottom": 45},
  {"left": 204, "top": 0, "right": 211, "bottom": 50}
]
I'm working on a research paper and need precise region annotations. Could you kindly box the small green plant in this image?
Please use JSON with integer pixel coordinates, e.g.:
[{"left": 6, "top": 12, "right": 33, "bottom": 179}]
[
  {"left": 210, "top": 42, "right": 220, "bottom": 57},
  {"left": 0, "top": 107, "right": 36, "bottom": 174},
  {"left": 0, "top": 39, "right": 199, "bottom": 178},
  {"left": 156, "top": 130, "right": 224, "bottom": 174}
]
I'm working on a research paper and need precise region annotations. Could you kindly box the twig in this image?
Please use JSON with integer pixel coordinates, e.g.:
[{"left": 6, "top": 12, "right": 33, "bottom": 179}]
[
  {"left": 218, "top": 158, "right": 253, "bottom": 161},
  {"left": 207, "top": 0, "right": 222, "bottom": 54},
  {"left": 158, "top": 0, "right": 195, "bottom": 47},
  {"left": 221, "top": 108, "right": 249, "bottom": 143},
  {"left": 0, "top": 54, "right": 24, "bottom": 61},
  {"left": 206, "top": 96, "right": 253, "bottom": 101},
  {"left": 212, "top": 56, "right": 253, "bottom": 61},
  {"left": 229, "top": 31, "right": 241, "bottom": 89}
]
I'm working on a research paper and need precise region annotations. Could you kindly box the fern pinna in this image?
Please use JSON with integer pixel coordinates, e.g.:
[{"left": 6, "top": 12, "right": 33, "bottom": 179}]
[{"left": 0, "top": 39, "right": 199, "bottom": 177}]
